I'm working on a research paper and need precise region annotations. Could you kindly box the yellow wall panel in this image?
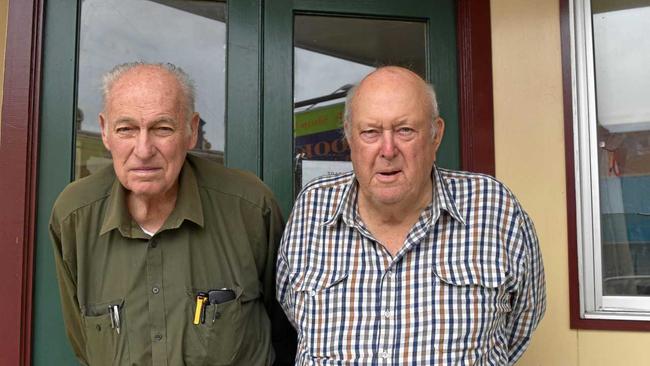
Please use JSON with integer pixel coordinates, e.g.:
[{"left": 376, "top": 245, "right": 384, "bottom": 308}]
[
  {"left": 492, "top": 0, "right": 650, "bottom": 365},
  {"left": 491, "top": 0, "right": 577, "bottom": 365},
  {"left": 578, "top": 331, "right": 650, "bottom": 366}
]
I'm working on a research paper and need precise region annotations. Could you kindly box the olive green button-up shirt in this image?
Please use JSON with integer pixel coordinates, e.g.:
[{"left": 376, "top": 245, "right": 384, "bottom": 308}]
[{"left": 50, "top": 154, "right": 294, "bottom": 366}]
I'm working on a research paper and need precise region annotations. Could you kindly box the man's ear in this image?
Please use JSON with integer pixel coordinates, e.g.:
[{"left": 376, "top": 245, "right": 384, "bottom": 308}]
[
  {"left": 433, "top": 117, "right": 445, "bottom": 151},
  {"left": 343, "top": 121, "right": 351, "bottom": 143},
  {"left": 99, "top": 113, "right": 111, "bottom": 151},
  {"left": 188, "top": 112, "right": 200, "bottom": 149}
]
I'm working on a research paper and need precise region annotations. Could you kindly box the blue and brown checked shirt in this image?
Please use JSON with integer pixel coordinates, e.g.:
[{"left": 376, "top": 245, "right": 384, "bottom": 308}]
[{"left": 277, "top": 166, "right": 545, "bottom": 365}]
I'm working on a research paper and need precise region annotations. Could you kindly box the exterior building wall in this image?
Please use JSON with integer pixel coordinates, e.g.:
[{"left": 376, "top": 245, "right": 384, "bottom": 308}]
[
  {"left": 0, "top": 0, "right": 649, "bottom": 364},
  {"left": 491, "top": 0, "right": 650, "bottom": 365}
]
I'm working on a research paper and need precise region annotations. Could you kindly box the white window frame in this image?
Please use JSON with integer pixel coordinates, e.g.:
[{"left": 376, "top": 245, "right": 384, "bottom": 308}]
[{"left": 571, "top": 0, "right": 650, "bottom": 320}]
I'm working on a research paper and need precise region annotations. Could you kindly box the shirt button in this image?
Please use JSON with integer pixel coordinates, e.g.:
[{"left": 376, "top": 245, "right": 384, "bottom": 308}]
[
  {"left": 380, "top": 350, "right": 389, "bottom": 359},
  {"left": 152, "top": 287, "right": 160, "bottom": 294},
  {"left": 384, "top": 310, "right": 392, "bottom": 318},
  {"left": 150, "top": 240, "right": 157, "bottom": 248},
  {"left": 387, "top": 270, "right": 394, "bottom": 278},
  {"left": 153, "top": 334, "right": 163, "bottom": 342}
]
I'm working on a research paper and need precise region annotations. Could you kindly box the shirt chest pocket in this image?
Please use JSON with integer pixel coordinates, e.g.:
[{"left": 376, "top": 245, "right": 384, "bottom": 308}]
[
  {"left": 185, "top": 285, "right": 258, "bottom": 366},
  {"left": 290, "top": 272, "right": 348, "bottom": 358},
  {"left": 431, "top": 259, "right": 511, "bottom": 354},
  {"left": 82, "top": 298, "right": 130, "bottom": 365}
]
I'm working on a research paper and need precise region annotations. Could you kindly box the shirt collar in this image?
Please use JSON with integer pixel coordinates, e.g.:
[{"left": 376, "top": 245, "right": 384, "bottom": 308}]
[
  {"left": 100, "top": 158, "right": 205, "bottom": 237},
  {"left": 430, "top": 165, "right": 466, "bottom": 226},
  {"left": 322, "top": 165, "right": 466, "bottom": 228}
]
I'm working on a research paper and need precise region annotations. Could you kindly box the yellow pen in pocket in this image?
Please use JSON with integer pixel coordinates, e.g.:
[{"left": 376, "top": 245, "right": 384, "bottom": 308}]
[{"left": 193, "top": 293, "right": 208, "bottom": 325}]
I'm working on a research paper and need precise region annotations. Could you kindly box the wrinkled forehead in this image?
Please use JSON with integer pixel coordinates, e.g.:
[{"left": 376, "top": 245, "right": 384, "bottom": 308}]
[
  {"left": 105, "top": 66, "right": 183, "bottom": 109},
  {"left": 352, "top": 69, "right": 432, "bottom": 115}
]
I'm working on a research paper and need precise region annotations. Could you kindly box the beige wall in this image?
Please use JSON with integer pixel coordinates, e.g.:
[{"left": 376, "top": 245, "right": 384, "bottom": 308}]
[{"left": 491, "top": 0, "right": 650, "bottom": 365}]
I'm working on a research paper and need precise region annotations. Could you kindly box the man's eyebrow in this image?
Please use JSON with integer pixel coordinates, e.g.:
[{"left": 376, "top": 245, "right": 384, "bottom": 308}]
[
  {"left": 151, "top": 116, "right": 179, "bottom": 125},
  {"left": 394, "top": 119, "right": 414, "bottom": 126},
  {"left": 111, "top": 116, "right": 179, "bottom": 125},
  {"left": 112, "top": 117, "right": 137, "bottom": 125}
]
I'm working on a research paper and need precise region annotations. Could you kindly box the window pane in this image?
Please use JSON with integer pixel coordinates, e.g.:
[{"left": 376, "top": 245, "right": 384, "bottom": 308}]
[
  {"left": 293, "top": 15, "right": 426, "bottom": 187},
  {"left": 76, "top": 0, "right": 226, "bottom": 179},
  {"left": 592, "top": 3, "right": 650, "bottom": 296}
]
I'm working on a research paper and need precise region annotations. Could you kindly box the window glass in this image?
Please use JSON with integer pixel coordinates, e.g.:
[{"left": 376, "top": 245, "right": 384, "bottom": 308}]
[
  {"left": 592, "top": 4, "right": 650, "bottom": 297},
  {"left": 75, "top": 0, "right": 226, "bottom": 179},
  {"left": 573, "top": 0, "right": 650, "bottom": 320},
  {"left": 293, "top": 15, "right": 425, "bottom": 187}
]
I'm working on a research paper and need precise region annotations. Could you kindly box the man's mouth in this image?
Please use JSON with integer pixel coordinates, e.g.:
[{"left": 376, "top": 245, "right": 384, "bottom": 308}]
[
  {"left": 378, "top": 170, "right": 400, "bottom": 176},
  {"left": 375, "top": 170, "right": 402, "bottom": 183},
  {"left": 131, "top": 167, "right": 161, "bottom": 173}
]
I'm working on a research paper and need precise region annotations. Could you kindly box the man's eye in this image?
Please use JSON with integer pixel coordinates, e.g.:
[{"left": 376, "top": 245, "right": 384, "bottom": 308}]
[
  {"left": 155, "top": 126, "right": 175, "bottom": 135},
  {"left": 397, "top": 127, "right": 415, "bottom": 135},
  {"left": 116, "top": 126, "right": 134, "bottom": 134},
  {"left": 361, "top": 130, "right": 379, "bottom": 138}
]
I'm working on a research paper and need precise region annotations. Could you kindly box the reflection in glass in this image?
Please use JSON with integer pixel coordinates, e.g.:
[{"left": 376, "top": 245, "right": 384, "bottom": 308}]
[
  {"left": 592, "top": 3, "right": 650, "bottom": 296},
  {"left": 76, "top": 0, "right": 226, "bottom": 179},
  {"left": 293, "top": 15, "right": 426, "bottom": 169}
]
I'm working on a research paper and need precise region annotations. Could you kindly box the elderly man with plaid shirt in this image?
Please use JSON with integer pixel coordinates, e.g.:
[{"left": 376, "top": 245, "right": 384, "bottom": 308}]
[{"left": 276, "top": 66, "right": 545, "bottom": 365}]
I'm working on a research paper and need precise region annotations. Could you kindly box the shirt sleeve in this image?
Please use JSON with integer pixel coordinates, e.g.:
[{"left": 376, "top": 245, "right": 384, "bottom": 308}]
[
  {"left": 275, "top": 197, "right": 300, "bottom": 329},
  {"left": 261, "top": 196, "right": 297, "bottom": 366},
  {"left": 49, "top": 212, "right": 89, "bottom": 366},
  {"left": 275, "top": 237, "right": 295, "bottom": 327},
  {"left": 507, "top": 209, "right": 546, "bottom": 365}
]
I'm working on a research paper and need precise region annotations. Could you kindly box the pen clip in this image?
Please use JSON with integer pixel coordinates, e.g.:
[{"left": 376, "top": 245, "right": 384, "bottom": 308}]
[
  {"left": 108, "top": 306, "right": 116, "bottom": 329},
  {"left": 112, "top": 305, "right": 121, "bottom": 334}
]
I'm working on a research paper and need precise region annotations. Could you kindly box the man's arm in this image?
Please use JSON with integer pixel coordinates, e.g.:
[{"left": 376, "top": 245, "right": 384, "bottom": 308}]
[
  {"left": 506, "top": 210, "right": 546, "bottom": 365},
  {"left": 275, "top": 194, "right": 303, "bottom": 330},
  {"left": 261, "top": 197, "right": 296, "bottom": 365},
  {"left": 49, "top": 216, "right": 89, "bottom": 365}
]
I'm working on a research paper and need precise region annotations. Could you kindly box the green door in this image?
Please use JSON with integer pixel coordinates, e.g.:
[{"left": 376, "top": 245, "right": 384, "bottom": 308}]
[
  {"left": 32, "top": 0, "right": 457, "bottom": 363},
  {"left": 261, "top": 0, "right": 459, "bottom": 214}
]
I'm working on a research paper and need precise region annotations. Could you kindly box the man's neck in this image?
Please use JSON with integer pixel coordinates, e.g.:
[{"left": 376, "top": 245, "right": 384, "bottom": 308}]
[
  {"left": 126, "top": 186, "right": 179, "bottom": 234},
  {"left": 357, "top": 184, "right": 433, "bottom": 256}
]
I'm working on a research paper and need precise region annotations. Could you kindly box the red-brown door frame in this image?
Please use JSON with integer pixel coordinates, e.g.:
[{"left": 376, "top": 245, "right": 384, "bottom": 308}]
[
  {"left": 457, "top": 0, "right": 495, "bottom": 176},
  {"left": 0, "top": 1, "right": 494, "bottom": 363},
  {"left": 0, "top": 1, "right": 42, "bottom": 365}
]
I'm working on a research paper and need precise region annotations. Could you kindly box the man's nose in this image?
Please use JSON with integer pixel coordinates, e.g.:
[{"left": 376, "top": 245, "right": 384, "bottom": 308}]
[
  {"left": 134, "top": 130, "right": 155, "bottom": 159},
  {"left": 380, "top": 131, "right": 397, "bottom": 159}
]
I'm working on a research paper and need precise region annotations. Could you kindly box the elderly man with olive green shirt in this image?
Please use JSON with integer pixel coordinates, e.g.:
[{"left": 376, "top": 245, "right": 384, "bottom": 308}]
[{"left": 49, "top": 62, "right": 294, "bottom": 365}]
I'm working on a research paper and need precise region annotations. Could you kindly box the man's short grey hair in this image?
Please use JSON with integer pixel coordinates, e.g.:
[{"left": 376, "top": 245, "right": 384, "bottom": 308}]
[
  {"left": 101, "top": 62, "right": 196, "bottom": 123},
  {"left": 342, "top": 79, "right": 440, "bottom": 139}
]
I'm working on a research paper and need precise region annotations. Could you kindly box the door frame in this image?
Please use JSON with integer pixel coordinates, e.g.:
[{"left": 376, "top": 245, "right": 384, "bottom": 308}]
[
  {"left": 0, "top": 1, "right": 43, "bottom": 365},
  {"left": 263, "top": 0, "right": 462, "bottom": 215},
  {"left": 0, "top": 0, "right": 494, "bottom": 363}
]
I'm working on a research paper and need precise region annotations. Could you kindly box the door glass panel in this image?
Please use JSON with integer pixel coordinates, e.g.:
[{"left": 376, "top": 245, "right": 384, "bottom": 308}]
[
  {"left": 592, "top": 2, "right": 650, "bottom": 296},
  {"left": 76, "top": 0, "right": 227, "bottom": 179},
  {"left": 293, "top": 15, "right": 426, "bottom": 187}
]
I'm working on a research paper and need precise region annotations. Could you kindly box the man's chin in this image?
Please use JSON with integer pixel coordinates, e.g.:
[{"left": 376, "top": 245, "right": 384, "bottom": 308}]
[
  {"left": 366, "top": 189, "right": 405, "bottom": 206},
  {"left": 123, "top": 182, "right": 166, "bottom": 198}
]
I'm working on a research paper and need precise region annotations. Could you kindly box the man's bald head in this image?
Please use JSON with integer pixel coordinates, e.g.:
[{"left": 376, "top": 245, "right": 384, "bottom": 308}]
[
  {"left": 343, "top": 66, "right": 440, "bottom": 139},
  {"left": 102, "top": 62, "right": 196, "bottom": 125}
]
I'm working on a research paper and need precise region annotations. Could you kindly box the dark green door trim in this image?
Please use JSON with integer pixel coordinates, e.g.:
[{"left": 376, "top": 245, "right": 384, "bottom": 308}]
[
  {"left": 226, "top": 0, "right": 263, "bottom": 174},
  {"left": 32, "top": 0, "right": 80, "bottom": 364},
  {"left": 263, "top": 0, "right": 459, "bottom": 215}
]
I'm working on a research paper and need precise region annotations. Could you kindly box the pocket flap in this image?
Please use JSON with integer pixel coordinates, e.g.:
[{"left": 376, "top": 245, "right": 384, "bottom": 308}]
[
  {"left": 433, "top": 260, "right": 507, "bottom": 288},
  {"left": 82, "top": 298, "right": 124, "bottom": 317},
  {"left": 290, "top": 272, "right": 348, "bottom": 294}
]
